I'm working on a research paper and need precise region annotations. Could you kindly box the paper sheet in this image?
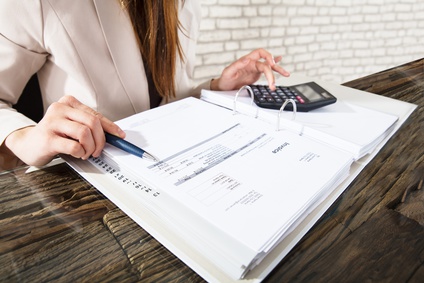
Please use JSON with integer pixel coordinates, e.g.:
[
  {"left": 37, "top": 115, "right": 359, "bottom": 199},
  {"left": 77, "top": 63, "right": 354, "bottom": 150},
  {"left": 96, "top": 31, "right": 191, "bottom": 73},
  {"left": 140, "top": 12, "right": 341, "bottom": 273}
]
[{"left": 100, "top": 97, "right": 354, "bottom": 277}]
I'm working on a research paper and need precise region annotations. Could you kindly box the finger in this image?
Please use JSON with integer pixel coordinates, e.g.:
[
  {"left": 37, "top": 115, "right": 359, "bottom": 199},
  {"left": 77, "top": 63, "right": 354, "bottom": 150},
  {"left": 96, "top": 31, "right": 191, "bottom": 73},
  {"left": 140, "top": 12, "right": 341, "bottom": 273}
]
[
  {"left": 274, "top": 55, "right": 283, "bottom": 63},
  {"left": 59, "top": 95, "right": 125, "bottom": 139},
  {"left": 38, "top": 118, "right": 87, "bottom": 159},
  {"left": 95, "top": 111, "right": 126, "bottom": 141},
  {"left": 223, "top": 58, "right": 251, "bottom": 78},
  {"left": 255, "top": 61, "right": 276, "bottom": 90},
  {"left": 47, "top": 112, "right": 97, "bottom": 159},
  {"left": 257, "top": 53, "right": 290, "bottom": 77},
  {"left": 50, "top": 135, "right": 87, "bottom": 160},
  {"left": 58, "top": 95, "right": 126, "bottom": 156},
  {"left": 64, "top": 109, "right": 105, "bottom": 158},
  {"left": 49, "top": 100, "right": 104, "bottom": 158},
  {"left": 248, "top": 50, "right": 290, "bottom": 78},
  {"left": 273, "top": 64, "right": 291, "bottom": 77},
  {"left": 247, "top": 48, "right": 276, "bottom": 66},
  {"left": 271, "top": 55, "right": 290, "bottom": 77}
]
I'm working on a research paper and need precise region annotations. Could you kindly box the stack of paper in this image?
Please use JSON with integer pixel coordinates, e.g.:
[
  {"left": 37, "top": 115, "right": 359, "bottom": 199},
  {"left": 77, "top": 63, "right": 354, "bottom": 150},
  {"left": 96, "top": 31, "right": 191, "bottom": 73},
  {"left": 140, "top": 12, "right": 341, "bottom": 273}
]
[
  {"left": 66, "top": 75, "right": 417, "bottom": 282},
  {"left": 90, "top": 97, "right": 353, "bottom": 279}
]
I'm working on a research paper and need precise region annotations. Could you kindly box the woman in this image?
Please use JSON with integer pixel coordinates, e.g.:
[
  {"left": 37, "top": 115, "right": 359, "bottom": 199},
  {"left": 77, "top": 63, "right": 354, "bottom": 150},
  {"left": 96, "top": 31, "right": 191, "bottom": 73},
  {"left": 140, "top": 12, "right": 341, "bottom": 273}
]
[{"left": 0, "top": 0, "right": 289, "bottom": 170}]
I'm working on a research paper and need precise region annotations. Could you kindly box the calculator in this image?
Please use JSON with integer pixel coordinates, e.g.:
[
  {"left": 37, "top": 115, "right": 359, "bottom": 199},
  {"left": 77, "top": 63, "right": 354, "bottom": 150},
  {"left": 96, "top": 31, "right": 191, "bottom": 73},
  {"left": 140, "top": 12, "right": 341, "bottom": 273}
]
[{"left": 249, "top": 82, "right": 337, "bottom": 112}]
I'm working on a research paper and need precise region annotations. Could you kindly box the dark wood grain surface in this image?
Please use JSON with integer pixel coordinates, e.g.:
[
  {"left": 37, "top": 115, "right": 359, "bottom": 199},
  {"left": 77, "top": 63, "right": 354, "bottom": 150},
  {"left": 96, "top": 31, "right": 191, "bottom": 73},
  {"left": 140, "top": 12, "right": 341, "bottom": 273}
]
[{"left": 1, "top": 59, "right": 423, "bottom": 283}]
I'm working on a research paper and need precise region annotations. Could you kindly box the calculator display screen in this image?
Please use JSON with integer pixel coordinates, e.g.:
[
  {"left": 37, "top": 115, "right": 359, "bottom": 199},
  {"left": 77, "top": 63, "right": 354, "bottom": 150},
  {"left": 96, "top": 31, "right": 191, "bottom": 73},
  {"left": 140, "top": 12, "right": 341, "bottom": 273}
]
[{"left": 294, "top": 85, "right": 323, "bottom": 102}]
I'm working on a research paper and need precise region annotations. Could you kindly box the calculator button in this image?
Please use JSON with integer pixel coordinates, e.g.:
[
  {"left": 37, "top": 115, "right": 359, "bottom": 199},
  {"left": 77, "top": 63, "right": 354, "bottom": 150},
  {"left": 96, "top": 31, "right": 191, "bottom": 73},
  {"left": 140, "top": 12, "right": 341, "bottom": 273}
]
[{"left": 296, "top": 96, "right": 305, "bottom": 103}]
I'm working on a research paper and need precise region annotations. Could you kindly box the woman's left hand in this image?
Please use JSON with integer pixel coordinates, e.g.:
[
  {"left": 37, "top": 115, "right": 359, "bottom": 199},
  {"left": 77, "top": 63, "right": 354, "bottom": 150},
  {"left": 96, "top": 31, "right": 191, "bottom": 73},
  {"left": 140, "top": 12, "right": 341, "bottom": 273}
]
[{"left": 210, "top": 48, "right": 290, "bottom": 91}]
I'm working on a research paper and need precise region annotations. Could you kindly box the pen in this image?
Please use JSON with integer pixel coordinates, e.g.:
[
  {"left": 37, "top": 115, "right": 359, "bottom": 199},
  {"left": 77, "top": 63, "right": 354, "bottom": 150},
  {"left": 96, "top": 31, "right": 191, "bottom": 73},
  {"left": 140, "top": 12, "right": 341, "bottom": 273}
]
[{"left": 104, "top": 132, "right": 159, "bottom": 162}]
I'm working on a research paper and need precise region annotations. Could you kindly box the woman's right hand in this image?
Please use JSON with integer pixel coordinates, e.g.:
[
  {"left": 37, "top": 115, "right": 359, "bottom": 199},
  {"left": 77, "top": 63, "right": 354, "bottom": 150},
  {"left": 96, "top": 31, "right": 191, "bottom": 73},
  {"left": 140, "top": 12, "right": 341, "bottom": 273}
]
[{"left": 4, "top": 95, "right": 125, "bottom": 167}]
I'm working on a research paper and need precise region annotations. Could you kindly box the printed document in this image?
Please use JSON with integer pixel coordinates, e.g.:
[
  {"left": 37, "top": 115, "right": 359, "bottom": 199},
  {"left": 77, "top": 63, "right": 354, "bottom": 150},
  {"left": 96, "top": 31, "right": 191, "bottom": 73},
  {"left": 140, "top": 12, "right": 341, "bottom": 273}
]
[{"left": 100, "top": 97, "right": 354, "bottom": 276}]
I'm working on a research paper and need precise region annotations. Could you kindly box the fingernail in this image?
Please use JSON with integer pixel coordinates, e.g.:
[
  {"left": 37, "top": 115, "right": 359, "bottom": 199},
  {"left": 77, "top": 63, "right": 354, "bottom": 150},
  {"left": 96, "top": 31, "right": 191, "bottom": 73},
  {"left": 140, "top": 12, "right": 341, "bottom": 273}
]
[{"left": 117, "top": 128, "right": 126, "bottom": 138}]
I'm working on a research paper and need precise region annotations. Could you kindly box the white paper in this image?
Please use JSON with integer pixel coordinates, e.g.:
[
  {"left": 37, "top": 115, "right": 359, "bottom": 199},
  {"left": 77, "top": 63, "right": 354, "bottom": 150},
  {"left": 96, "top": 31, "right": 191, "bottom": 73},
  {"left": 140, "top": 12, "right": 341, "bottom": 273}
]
[{"left": 100, "top": 97, "right": 354, "bottom": 278}]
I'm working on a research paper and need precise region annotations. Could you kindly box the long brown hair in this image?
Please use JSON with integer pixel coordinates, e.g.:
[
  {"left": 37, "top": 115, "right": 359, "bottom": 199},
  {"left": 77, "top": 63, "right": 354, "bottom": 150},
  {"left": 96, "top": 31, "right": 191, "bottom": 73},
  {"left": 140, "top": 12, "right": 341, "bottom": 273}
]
[{"left": 120, "top": 0, "right": 184, "bottom": 102}]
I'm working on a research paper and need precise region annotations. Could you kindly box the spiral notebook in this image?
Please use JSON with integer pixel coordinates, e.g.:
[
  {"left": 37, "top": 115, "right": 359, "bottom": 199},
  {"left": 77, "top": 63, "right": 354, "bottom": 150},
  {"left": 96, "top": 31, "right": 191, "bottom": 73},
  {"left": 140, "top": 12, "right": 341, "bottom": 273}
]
[{"left": 65, "top": 76, "right": 416, "bottom": 282}]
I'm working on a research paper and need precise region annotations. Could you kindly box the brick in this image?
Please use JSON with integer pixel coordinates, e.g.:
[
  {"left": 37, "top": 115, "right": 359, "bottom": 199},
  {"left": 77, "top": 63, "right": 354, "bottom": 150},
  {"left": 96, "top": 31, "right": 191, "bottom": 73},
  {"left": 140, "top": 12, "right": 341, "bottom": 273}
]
[
  {"left": 352, "top": 41, "right": 370, "bottom": 49},
  {"left": 198, "top": 30, "right": 232, "bottom": 42},
  {"left": 394, "top": 4, "right": 413, "bottom": 12},
  {"left": 231, "top": 29, "right": 261, "bottom": 40},
  {"left": 362, "top": 5, "right": 380, "bottom": 14},
  {"left": 295, "top": 35, "right": 315, "bottom": 45},
  {"left": 258, "top": 6, "right": 273, "bottom": 16},
  {"left": 269, "top": 38, "right": 284, "bottom": 47},
  {"left": 217, "top": 18, "right": 249, "bottom": 29},
  {"left": 312, "top": 17, "right": 331, "bottom": 25},
  {"left": 225, "top": 41, "right": 240, "bottom": 51},
  {"left": 201, "top": 0, "right": 217, "bottom": 5},
  {"left": 250, "top": 17, "right": 273, "bottom": 27},
  {"left": 194, "top": 65, "right": 224, "bottom": 80},
  {"left": 299, "top": 26, "right": 320, "bottom": 35},
  {"left": 329, "top": 7, "right": 347, "bottom": 16},
  {"left": 202, "top": 52, "right": 236, "bottom": 65},
  {"left": 243, "top": 7, "right": 257, "bottom": 17},
  {"left": 282, "top": 0, "right": 306, "bottom": 5},
  {"left": 272, "top": 17, "right": 290, "bottom": 26},
  {"left": 251, "top": 0, "right": 269, "bottom": 4},
  {"left": 287, "top": 45, "right": 308, "bottom": 55},
  {"left": 196, "top": 42, "right": 224, "bottom": 55},
  {"left": 218, "top": 0, "right": 250, "bottom": 5},
  {"left": 272, "top": 6, "right": 287, "bottom": 16},
  {"left": 349, "top": 15, "right": 365, "bottom": 23},
  {"left": 209, "top": 6, "right": 242, "bottom": 18},
  {"left": 290, "top": 17, "right": 313, "bottom": 26},
  {"left": 260, "top": 28, "right": 271, "bottom": 38},
  {"left": 199, "top": 19, "right": 216, "bottom": 31},
  {"left": 286, "top": 27, "right": 301, "bottom": 35},
  {"left": 297, "top": 7, "right": 319, "bottom": 16},
  {"left": 293, "top": 52, "right": 313, "bottom": 63},
  {"left": 240, "top": 38, "right": 269, "bottom": 50},
  {"left": 364, "top": 14, "right": 382, "bottom": 22},
  {"left": 331, "top": 16, "right": 349, "bottom": 24}
]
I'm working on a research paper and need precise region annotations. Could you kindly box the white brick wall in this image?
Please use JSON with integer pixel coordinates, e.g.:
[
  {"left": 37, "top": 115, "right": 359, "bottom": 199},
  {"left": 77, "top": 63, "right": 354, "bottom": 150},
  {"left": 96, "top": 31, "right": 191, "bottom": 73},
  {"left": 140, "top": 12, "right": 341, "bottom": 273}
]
[{"left": 194, "top": 0, "right": 424, "bottom": 85}]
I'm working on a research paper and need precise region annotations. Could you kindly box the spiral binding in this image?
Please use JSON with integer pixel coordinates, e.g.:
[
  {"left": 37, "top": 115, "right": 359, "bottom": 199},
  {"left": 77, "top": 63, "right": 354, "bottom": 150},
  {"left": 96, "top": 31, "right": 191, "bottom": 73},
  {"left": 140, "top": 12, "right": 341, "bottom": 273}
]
[
  {"left": 233, "top": 85, "right": 301, "bottom": 133},
  {"left": 277, "top": 99, "right": 297, "bottom": 131},
  {"left": 233, "top": 85, "right": 259, "bottom": 118}
]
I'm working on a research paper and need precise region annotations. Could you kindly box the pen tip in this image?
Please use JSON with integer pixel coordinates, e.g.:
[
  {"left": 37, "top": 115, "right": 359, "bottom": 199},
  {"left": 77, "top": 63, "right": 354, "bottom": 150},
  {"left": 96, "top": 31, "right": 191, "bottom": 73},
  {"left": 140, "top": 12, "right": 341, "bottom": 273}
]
[{"left": 144, "top": 152, "right": 159, "bottom": 162}]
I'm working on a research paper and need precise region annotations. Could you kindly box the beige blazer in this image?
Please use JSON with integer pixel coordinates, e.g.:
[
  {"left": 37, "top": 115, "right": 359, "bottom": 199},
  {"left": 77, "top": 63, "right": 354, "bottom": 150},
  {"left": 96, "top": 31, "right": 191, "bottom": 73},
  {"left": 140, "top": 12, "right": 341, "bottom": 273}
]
[{"left": 0, "top": 0, "right": 205, "bottom": 168}]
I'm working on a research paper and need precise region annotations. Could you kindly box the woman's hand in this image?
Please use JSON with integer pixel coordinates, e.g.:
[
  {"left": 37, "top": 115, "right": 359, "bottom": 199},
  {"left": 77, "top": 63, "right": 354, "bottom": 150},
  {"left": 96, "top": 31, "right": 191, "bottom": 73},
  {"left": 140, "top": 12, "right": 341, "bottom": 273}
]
[
  {"left": 4, "top": 95, "right": 125, "bottom": 167},
  {"left": 210, "top": 48, "right": 290, "bottom": 91}
]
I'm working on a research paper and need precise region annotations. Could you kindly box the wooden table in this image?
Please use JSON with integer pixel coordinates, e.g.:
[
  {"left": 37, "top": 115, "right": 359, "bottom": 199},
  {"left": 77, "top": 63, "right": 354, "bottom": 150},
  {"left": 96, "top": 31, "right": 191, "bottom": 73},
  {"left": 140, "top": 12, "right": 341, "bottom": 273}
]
[{"left": 1, "top": 59, "right": 423, "bottom": 282}]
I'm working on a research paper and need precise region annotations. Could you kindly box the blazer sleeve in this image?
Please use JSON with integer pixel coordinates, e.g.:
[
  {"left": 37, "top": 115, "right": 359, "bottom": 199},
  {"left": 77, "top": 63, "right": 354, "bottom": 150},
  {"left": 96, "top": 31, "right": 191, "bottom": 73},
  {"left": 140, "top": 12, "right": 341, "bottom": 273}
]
[
  {"left": 0, "top": 0, "right": 48, "bottom": 144},
  {"left": 0, "top": 0, "right": 49, "bottom": 169}
]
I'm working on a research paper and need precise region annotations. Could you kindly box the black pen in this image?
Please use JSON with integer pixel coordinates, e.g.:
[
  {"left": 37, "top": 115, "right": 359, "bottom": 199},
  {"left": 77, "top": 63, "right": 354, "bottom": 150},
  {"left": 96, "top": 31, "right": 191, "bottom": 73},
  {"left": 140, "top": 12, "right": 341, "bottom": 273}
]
[{"left": 104, "top": 132, "right": 158, "bottom": 162}]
